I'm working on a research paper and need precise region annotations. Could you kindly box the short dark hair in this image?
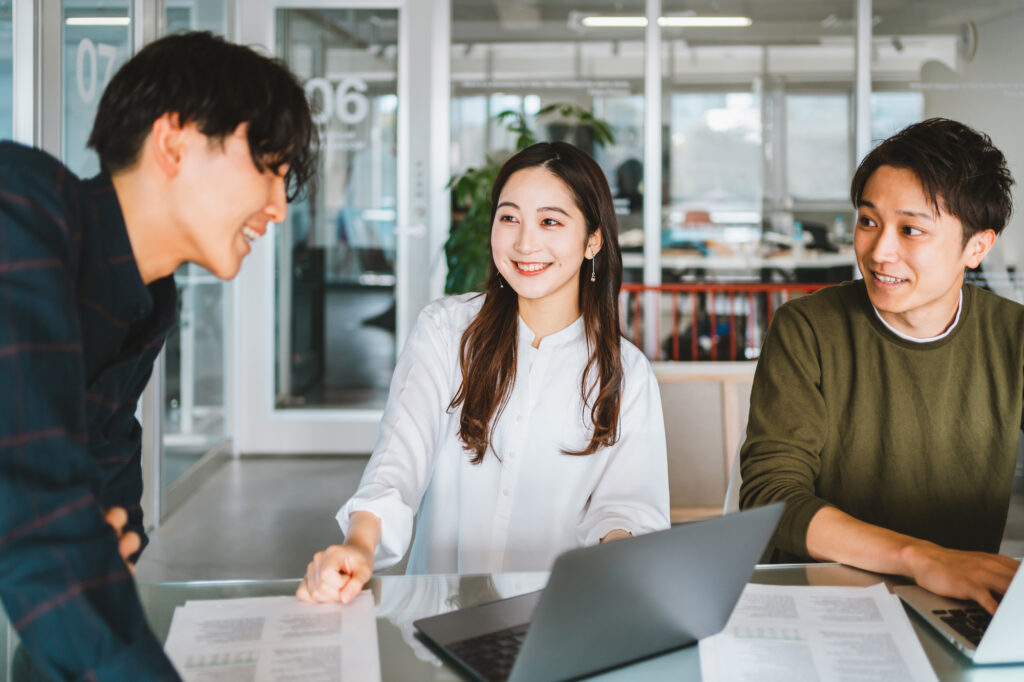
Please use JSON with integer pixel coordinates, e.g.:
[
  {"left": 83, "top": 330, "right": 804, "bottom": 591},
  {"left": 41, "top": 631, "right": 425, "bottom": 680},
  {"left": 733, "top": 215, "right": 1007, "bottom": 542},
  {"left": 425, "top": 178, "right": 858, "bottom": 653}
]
[
  {"left": 87, "top": 31, "right": 316, "bottom": 201},
  {"left": 851, "top": 118, "right": 1013, "bottom": 246}
]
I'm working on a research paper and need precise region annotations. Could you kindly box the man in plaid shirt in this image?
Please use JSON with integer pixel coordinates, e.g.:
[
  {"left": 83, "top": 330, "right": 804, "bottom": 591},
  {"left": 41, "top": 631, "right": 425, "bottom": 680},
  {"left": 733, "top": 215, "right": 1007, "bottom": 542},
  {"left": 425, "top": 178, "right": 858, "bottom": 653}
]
[{"left": 0, "top": 32, "right": 315, "bottom": 680}]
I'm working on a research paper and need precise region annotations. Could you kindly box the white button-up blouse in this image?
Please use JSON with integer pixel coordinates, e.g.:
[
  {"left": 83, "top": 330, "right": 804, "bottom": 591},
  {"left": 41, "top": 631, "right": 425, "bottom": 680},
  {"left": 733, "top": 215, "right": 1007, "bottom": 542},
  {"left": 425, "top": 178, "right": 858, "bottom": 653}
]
[{"left": 337, "top": 293, "right": 670, "bottom": 575}]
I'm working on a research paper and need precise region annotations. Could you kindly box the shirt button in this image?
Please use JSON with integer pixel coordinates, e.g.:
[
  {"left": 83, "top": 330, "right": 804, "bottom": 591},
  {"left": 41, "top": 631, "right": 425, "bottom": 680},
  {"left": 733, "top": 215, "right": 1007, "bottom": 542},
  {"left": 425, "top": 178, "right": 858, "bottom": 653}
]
[
  {"left": 508, "top": 451, "right": 516, "bottom": 459},
  {"left": 503, "top": 488, "right": 510, "bottom": 496},
  {"left": 515, "top": 414, "right": 522, "bottom": 423}
]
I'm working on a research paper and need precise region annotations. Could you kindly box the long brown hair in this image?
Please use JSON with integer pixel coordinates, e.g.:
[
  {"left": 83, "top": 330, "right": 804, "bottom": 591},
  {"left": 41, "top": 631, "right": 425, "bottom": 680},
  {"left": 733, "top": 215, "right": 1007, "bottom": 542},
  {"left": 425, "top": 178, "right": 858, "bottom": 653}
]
[{"left": 449, "top": 142, "right": 624, "bottom": 464}]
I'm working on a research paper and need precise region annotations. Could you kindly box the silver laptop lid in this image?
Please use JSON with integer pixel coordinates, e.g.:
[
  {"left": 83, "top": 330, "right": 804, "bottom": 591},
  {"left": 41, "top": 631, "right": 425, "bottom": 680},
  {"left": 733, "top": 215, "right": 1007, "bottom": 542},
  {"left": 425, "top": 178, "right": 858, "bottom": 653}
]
[
  {"left": 976, "top": 564, "right": 1024, "bottom": 664},
  {"left": 508, "top": 502, "right": 784, "bottom": 682}
]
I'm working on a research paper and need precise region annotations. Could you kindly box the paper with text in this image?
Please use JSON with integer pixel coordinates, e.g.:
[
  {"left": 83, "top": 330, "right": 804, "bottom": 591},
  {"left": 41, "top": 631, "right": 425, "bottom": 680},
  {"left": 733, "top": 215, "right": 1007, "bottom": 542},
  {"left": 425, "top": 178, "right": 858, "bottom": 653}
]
[
  {"left": 699, "top": 582, "right": 937, "bottom": 682},
  {"left": 164, "top": 592, "right": 380, "bottom": 681}
]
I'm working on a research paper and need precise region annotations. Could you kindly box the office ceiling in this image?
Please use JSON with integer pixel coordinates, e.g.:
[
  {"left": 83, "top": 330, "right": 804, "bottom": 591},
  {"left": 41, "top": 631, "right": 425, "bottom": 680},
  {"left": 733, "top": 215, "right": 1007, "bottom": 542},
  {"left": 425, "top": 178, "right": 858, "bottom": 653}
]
[
  {"left": 280, "top": 2, "right": 1023, "bottom": 51},
  {"left": 451, "top": 0, "right": 1023, "bottom": 42}
]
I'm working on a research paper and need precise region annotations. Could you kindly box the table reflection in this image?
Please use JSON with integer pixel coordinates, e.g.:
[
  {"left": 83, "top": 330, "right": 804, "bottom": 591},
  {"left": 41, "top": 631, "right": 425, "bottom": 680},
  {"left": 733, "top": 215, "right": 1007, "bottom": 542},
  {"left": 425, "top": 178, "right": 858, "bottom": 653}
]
[{"left": 2, "top": 565, "right": 1021, "bottom": 681}]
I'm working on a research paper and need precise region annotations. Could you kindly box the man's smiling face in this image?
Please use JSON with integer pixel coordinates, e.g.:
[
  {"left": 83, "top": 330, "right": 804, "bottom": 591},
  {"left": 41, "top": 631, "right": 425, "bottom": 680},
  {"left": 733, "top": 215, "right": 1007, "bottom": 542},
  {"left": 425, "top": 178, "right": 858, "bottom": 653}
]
[
  {"left": 172, "top": 123, "right": 289, "bottom": 280},
  {"left": 854, "top": 164, "right": 994, "bottom": 338}
]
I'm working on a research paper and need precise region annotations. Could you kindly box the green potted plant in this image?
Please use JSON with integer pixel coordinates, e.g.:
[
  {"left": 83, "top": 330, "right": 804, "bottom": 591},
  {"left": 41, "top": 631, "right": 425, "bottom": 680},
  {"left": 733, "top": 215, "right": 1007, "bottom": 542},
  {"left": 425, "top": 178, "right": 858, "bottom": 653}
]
[{"left": 444, "top": 103, "right": 615, "bottom": 295}]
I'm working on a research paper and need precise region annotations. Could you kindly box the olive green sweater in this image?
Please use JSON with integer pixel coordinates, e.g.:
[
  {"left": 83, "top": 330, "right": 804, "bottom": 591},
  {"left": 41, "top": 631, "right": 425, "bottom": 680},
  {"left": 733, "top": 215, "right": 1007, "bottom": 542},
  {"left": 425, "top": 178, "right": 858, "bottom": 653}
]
[{"left": 740, "top": 281, "right": 1024, "bottom": 563}]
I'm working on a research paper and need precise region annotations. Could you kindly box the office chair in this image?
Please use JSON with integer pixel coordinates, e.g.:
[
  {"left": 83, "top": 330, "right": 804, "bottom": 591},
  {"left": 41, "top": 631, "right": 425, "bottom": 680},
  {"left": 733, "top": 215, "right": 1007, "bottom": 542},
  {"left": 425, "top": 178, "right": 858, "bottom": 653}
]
[{"left": 722, "top": 442, "right": 742, "bottom": 514}]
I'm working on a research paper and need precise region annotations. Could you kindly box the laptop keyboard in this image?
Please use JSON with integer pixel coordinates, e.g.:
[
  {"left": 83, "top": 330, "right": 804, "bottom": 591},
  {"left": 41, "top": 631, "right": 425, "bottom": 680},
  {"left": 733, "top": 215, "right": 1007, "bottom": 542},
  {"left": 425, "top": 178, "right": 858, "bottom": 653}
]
[
  {"left": 932, "top": 607, "right": 992, "bottom": 646},
  {"left": 447, "top": 623, "right": 530, "bottom": 682}
]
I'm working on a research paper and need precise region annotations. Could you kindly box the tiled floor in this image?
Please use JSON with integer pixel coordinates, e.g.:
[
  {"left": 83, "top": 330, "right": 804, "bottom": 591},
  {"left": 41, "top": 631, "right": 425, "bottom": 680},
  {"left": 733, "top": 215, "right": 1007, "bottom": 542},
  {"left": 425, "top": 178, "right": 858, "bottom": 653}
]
[
  {"left": 136, "top": 457, "right": 1024, "bottom": 583},
  {"left": 136, "top": 457, "right": 369, "bottom": 583}
]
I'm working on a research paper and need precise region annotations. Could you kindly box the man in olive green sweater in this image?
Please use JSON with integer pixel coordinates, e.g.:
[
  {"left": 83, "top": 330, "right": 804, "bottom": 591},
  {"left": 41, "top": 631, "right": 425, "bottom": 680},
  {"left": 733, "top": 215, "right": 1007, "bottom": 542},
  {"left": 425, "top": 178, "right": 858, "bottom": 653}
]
[{"left": 741, "top": 118, "right": 1021, "bottom": 614}]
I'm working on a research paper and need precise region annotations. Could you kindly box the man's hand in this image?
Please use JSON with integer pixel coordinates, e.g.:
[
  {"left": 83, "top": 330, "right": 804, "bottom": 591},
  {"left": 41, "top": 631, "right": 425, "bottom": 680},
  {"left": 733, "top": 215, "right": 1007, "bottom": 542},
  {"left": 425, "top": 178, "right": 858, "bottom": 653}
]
[
  {"left": 104, "top": 506, "right": 140, "bottom": 574},
  {"left": 807, "top": 505, "right": 1020, "bottom": 615},
  {"left": 296, "top": 543, "right": 375, "bottom": 604},
  {"left": 902, "top": 542, "right": 1020, "bottom": 615}
]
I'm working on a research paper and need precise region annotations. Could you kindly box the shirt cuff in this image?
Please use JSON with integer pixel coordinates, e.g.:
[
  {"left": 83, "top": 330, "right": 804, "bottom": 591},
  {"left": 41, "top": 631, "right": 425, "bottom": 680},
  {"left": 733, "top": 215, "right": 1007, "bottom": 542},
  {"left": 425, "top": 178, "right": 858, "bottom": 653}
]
[
  {"left": 580, "top": 506, "right": 669, "bottom": 547},
  {"left": 337, "top": 486, "right": 414, "bottom": 570}
]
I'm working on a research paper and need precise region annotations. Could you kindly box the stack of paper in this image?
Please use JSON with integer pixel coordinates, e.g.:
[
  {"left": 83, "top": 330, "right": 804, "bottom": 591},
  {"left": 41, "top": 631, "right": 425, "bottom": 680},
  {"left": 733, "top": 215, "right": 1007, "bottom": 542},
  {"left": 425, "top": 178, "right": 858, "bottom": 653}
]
[
  {"left": 164, "top": 593, "right": 380, "bottom": 682},
  {"left": 699, "top": 582, "right": 937, "bottom": 682}
]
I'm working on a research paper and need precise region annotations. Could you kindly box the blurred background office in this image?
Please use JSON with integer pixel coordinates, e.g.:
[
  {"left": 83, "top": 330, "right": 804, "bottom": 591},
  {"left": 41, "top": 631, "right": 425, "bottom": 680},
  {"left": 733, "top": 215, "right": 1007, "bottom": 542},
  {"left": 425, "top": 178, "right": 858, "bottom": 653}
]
[{"left": 2, "top": 0, "right": 1022, "bottom": 580}]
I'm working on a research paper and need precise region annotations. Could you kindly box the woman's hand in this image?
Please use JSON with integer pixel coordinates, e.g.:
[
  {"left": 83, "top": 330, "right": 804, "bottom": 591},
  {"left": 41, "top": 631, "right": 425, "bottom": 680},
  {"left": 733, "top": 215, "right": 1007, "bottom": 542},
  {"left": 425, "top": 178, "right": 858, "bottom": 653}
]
[
  {"left": 296, "top": 542, "right": 375, "bottom": 604},
  {"left": 601, "top": 529, "right": 632, "bottom": 543},
  {"left": 296, "top": 511, "right": 382, "bottom": 604}
]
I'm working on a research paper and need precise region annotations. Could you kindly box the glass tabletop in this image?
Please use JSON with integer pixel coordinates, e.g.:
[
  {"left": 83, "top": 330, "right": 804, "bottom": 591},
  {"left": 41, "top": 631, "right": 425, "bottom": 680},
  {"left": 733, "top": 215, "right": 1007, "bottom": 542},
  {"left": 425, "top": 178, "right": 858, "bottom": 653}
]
[{"left": 3, "top": 564, "right": 1021, "bottom": 681}]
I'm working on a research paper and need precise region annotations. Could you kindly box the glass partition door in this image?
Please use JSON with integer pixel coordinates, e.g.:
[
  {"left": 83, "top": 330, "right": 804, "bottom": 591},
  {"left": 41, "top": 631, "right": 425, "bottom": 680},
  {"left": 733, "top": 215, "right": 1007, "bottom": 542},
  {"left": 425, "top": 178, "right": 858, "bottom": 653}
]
[
  {"left": 159, "top": 0, "right": 233, "bottom": 509},
  {"left": 62, "top": 1, "right": 132, "bottom": 176},
  {"left": 0, "top": 1, "right": 11, "bottom": 139},
  {"left": 49, "top": 1, "right": 235, "bottom": 517},
  {"left": 275, "top": 7, "right": 399, "bottom": 410},
  {"left": 233, "top": 0, "right": 447, "bottom": 454}
]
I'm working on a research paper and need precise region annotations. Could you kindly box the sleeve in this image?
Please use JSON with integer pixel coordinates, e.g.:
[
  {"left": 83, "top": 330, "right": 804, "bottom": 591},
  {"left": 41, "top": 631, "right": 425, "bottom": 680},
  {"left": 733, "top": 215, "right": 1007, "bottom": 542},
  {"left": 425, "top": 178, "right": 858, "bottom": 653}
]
[
  {"left": 94, "top": 402, "right": 150, "bottom": 561},
  {"left": 97, "top": 277, "right": 175, "bottom": 557},
  {"left": 578, "top": 352, "right": 671, "bottom": 545},
  {"left": 336, "top": 302, "right": 455, "bottom": 569},
  {"left": 0, "top": 169, "right": 180, "bottom": 680},
  {"left": 738, "top": 302, "right": 831, "bottom": 560}
]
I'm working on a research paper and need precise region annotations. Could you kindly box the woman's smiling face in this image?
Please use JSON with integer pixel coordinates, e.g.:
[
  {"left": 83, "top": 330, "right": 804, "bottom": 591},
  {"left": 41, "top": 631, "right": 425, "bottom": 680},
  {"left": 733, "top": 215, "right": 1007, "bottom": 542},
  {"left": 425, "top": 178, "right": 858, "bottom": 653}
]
[{"left": 490, "top": 166, "right": 600, "bottom": 314}]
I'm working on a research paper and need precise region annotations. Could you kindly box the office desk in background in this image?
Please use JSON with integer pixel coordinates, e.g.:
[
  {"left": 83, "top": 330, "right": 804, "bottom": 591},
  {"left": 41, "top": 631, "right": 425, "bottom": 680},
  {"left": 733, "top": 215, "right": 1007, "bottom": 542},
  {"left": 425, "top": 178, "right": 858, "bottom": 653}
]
[
  {"left": 2, "top": 564, "right": 1020, "bottom": 681},
  {"left": 621, "top": 251, "right": 857, "bottom": 273}
]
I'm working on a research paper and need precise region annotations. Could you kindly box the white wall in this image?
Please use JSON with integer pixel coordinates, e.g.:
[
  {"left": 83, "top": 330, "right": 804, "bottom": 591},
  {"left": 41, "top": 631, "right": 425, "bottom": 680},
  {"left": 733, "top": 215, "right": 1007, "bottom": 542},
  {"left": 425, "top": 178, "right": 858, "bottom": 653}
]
[{"left": 920, "top": 8, "right": 1024, "bottom": 291}]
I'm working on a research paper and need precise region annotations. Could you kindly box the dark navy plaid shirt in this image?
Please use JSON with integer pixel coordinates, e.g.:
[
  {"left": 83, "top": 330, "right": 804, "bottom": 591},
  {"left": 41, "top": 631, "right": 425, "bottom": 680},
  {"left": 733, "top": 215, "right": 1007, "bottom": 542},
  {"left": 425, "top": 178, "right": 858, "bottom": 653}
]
[{"left": 0, "top": 142, "right": 180, "bottom": 680}]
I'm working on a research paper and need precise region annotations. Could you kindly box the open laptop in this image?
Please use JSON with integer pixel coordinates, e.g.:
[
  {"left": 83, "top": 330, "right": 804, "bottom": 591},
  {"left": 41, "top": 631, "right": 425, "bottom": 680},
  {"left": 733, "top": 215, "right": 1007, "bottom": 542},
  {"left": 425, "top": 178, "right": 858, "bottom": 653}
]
[
  {"left": 414, "top": 503, "right": 784, "bottom": 682},
  {"left": 894, "top": 566, "right": 1024, "bottom": 664}
]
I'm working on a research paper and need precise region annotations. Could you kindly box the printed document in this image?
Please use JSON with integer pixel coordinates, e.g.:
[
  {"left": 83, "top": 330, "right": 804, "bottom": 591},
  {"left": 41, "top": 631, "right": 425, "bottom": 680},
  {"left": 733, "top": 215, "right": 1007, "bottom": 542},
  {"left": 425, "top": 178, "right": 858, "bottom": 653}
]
[
  {"left": 699, "top": 582, "right": 937, "bottom": 682},
  {"left": 164, "top": 592, "right": 380, "bottom": 681}
]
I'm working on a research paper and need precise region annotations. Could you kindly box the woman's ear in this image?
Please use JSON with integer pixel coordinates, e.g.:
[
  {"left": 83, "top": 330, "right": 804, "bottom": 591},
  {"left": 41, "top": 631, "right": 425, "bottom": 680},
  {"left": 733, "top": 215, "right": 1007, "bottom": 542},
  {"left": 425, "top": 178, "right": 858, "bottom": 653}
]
[{"left": 587, "top": 229, "right": 604, "bottom": 258}]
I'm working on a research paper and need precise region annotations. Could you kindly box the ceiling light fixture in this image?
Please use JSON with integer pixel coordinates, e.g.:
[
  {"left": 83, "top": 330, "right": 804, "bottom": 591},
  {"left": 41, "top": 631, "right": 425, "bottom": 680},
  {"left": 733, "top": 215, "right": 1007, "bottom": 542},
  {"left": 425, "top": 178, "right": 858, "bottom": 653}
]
[
  {"left": 580, "top": 16, "right": 648, "bottom": 28},
  {"left": 65, "top": 17, "right": 131, "bottom": 26},
  {"left": 660, "top": 16, "right": 752, "bottom": 28},
  {"left": 581, "top": 16, "right": 752, "bottom": 29}
]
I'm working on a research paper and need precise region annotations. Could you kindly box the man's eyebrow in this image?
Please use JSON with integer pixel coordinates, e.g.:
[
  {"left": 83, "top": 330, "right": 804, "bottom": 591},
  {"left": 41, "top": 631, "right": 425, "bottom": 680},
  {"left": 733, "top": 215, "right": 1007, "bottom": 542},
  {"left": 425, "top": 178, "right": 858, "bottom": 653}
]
[
  {"left": 857, "top": 199, "right": 935, "bottom": 220},
  {"left": 897, "top": 208, "right": 935, "bottom": 220}
]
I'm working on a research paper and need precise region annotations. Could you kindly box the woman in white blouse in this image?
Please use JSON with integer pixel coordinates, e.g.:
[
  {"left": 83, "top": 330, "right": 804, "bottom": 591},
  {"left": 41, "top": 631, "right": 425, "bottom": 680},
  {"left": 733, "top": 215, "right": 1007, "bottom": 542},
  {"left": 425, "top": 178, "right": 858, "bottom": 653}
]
[{"left": 298, "top": 142, "right": 669, "bottom": 604}]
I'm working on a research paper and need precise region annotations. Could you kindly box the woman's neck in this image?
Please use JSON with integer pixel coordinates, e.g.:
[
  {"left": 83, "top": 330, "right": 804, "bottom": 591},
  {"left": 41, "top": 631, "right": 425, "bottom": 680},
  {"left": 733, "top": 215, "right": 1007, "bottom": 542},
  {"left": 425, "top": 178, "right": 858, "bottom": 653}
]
[{"left": 518, "top": 295, "right": 580, "bottom": 348}]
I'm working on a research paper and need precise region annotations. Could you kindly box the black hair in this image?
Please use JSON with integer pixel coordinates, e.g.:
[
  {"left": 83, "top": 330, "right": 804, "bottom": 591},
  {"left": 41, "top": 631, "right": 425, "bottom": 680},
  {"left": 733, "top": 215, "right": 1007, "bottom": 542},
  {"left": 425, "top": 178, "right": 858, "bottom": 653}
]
[
  {"left": 851, "top": 118, "right": 1014, "bottom": 246},
  {"left": 451, "top": 142, "right": 625, "bottom": 463},
  {"left": 87, "top": 31, "right": 316, "bottom": 201}
]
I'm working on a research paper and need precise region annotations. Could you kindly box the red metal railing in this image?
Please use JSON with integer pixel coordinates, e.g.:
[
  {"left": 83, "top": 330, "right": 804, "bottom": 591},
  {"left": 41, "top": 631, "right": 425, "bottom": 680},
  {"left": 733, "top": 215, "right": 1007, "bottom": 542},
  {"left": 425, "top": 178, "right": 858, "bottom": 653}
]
[{"left": 619, "top": 282, "right": 833, "bottom": 361}]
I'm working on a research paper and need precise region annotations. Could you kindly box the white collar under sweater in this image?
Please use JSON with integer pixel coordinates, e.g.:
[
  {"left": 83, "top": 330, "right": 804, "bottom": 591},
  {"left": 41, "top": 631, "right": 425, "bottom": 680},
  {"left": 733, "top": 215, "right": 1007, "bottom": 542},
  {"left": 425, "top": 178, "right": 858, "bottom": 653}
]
[{"left": 871, "top": 290, "right": 963, "bottom": 343}]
